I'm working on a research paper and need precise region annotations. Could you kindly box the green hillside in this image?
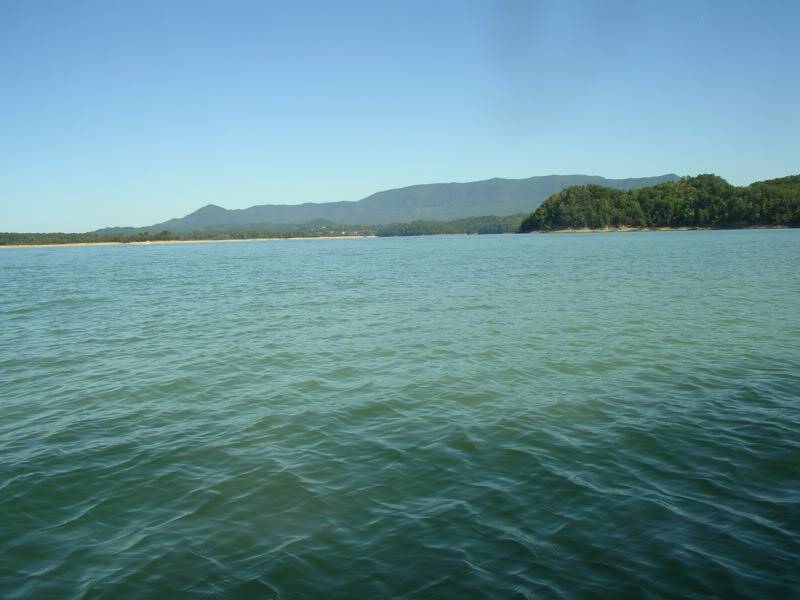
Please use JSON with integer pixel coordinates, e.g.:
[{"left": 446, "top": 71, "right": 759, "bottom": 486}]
[
  {"left": 519, "top": 175, "right": 800, "bottom": 231},
  {"left": 109, "top": 173, "right": 679, "bottom": 232}
]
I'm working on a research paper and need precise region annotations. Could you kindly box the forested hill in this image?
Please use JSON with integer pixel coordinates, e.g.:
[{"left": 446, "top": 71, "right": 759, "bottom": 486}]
[
  {"left": 519, "top": 175, "right": 800, "bottom": 232},
  {"left": 116, "top": 173, "right": 679, "bottom": 232}
]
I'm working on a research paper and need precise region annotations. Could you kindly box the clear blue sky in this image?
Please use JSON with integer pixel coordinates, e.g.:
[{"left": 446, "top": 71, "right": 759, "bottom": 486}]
[{"left": 2, "top": 0, "right": 798, "bottom": 232}]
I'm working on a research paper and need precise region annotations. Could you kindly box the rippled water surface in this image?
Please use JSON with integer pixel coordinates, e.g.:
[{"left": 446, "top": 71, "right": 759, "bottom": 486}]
[{"left": 2, "top": 231, "right": 799, "bottom": 598}]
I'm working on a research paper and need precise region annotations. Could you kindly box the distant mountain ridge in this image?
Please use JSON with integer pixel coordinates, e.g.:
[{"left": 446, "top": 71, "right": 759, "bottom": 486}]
[{"left": 101, "top": 174, "right": 680, "bottom": 232}]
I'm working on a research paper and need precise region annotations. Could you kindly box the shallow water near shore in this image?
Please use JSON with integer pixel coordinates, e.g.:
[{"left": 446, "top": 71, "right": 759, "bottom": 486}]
[{"left": 1, "top": 230, "right": 799, "bottom": 598}]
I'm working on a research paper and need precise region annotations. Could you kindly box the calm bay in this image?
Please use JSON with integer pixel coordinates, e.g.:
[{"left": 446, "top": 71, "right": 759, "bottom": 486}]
[{"left": 1, "top": 230, "right": 799, "bottom": 598}]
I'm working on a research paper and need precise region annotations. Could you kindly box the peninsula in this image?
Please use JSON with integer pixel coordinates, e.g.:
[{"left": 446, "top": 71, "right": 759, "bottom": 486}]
[{"left": 519, "top": 175, "right": 800, "bottom": 232}]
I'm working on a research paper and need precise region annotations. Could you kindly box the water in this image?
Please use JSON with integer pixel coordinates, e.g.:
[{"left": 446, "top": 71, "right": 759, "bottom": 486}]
[{"left": 1, "top": 230, "right": 799, "bottom": 599}]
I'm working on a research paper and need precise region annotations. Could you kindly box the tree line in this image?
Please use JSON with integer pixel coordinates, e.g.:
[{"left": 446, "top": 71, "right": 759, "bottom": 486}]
[
  {"left": 375, "top": 214, "right": 525, "bottom": 236},
  {"left": 519, "top": 174, "right": 800, "bottom": 232},
  {"left": 0, "top": 225, "right": 372, "bottom": 246},
  {"left": 1, "top": 215, "right": 528, "bottom": 245}
]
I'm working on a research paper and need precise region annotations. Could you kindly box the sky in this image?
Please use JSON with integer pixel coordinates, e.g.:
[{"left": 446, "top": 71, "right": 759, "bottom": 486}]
[{"left": 2, "top": 0, "right": 798, "bottom": 232}]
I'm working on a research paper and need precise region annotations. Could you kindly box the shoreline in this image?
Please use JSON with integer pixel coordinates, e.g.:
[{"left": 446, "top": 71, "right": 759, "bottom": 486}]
[
  {"left": 533, "top": 226, "right": 702, "bottom": 233},
  {"left": 0, "top": 235, "right": 375, "bottom": 249},
  {"left": 1, "top": 226, "right": 794, "bottom": 248},
  {"left": 525, "top": 225, "right": 792, "bottom": 233}
]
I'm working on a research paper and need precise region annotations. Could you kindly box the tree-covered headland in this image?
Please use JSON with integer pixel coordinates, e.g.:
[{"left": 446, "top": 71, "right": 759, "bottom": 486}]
[{"left": 519, "top": 174, "right": 800, "bottom": 232}]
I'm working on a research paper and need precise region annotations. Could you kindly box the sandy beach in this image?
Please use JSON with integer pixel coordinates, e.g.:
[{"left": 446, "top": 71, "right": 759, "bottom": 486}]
[{"left": 0, "top": 235, "right": 376, "bottom": 249}]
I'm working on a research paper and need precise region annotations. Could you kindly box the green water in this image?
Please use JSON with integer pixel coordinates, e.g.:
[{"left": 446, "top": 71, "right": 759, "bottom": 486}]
[{"left": 1, "top": 230, "right": 799, "bottom": 598}]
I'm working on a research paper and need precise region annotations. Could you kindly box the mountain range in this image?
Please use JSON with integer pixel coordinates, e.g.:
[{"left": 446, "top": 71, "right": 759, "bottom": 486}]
[{"left": 99, "top": 174, "right": 680, "bottom": 232}]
